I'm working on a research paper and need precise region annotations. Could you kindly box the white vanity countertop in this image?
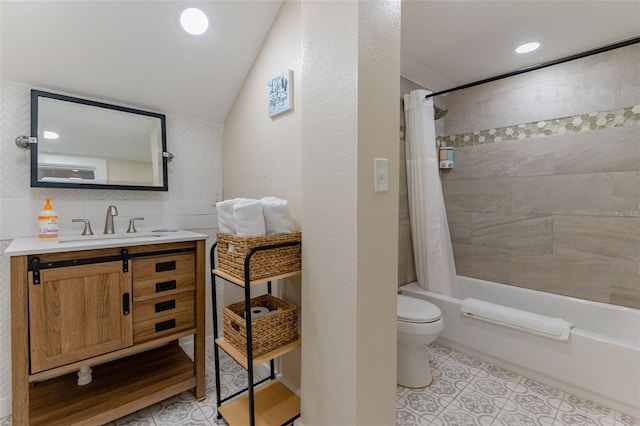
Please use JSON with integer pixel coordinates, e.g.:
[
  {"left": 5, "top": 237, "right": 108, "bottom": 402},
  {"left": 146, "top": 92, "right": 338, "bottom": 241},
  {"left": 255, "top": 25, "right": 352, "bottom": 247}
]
[{"left": 5, "top": 230, "right": 207, "bottom": 256}]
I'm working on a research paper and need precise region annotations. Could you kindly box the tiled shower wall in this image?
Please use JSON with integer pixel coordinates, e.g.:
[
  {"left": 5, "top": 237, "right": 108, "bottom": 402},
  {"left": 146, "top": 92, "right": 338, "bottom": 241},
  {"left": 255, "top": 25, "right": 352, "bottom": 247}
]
[
  {"left": 0, "top": 80, "right": 224, "bottom": 415},
  {"left": 439, "top": 44, "right": 640, "bottom": 309}
]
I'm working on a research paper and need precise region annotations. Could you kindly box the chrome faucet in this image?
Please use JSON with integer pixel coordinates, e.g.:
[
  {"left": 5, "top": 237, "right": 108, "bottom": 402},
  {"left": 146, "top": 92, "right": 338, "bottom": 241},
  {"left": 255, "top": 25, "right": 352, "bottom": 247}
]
[
  {"left": 127, "top": 217, "right": 144, "bottom": 233},
  {"left": 72, "top": 218, "right": 94, "bottom": 236},
  {"left": 104, "top": 205, "right": 118, "bottom": 234}
]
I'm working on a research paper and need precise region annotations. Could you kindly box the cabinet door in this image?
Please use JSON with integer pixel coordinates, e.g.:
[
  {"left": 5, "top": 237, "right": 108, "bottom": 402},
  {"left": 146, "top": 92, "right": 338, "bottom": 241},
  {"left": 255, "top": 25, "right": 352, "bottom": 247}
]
[{"left": 29, "top": 261, "right": 133, "bottom": 373}]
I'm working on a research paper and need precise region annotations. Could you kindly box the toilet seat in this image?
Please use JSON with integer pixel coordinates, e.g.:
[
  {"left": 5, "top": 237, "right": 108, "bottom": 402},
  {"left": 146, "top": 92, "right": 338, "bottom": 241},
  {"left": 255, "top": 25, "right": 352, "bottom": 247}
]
[{"left": 398, "top": 294, "right": 441, "bottom": 323}]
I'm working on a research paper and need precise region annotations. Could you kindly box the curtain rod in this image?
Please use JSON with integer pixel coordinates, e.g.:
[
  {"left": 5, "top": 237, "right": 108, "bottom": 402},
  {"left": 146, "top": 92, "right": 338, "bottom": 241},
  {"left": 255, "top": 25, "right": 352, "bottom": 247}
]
[{"left": 425, "top": 36, "right": 640, "bottom": 99}]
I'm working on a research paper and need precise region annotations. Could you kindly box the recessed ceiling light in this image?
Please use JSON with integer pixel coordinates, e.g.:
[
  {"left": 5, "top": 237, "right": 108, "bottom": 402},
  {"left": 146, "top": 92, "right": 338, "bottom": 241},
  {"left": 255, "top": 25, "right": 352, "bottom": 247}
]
[
  {"left": 43, "top": 131, "right": 59, "bottom": 139},
  {"left": 515, "top": 42, "right": 540, "bottom": 54},
  {"left": 180, "top": 7, "right": 208, "bottom": 36}
]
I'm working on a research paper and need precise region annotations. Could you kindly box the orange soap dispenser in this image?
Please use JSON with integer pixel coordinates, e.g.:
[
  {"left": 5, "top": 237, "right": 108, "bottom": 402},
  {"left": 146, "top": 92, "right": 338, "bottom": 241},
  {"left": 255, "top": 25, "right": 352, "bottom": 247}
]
[{"left": 38, "top": 197, "right": 59, "bottom": 238}]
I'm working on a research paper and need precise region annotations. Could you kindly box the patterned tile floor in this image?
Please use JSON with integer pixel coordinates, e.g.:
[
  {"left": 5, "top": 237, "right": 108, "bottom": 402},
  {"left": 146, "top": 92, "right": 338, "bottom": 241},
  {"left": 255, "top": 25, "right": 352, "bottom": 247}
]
[
  {"left": 1, "top": 343, "right": 638, "bottom": 425},
  {"left": 397, "top": 343, "right": 640, "bottom": 426}
]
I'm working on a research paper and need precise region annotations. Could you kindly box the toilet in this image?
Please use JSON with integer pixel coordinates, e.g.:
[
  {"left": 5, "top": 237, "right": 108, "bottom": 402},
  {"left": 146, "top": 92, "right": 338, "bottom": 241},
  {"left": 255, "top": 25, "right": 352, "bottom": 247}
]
[{"left": 397, "top": 294, "right": 444, "bottom": 388}]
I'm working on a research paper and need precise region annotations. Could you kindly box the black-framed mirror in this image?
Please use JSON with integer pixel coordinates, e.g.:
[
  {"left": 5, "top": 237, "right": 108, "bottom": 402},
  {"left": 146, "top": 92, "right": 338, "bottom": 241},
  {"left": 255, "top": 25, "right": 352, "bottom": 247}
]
[{"left": 30, "top": 90, "right": 169, "bottom": 191}]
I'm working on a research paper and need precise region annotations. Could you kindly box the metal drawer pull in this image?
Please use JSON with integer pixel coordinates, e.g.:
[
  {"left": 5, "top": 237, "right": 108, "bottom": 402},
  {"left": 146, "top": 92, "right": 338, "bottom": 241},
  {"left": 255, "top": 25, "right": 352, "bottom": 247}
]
[
  {"left": 155, "top": 300, "right": 176, "bottom": 313},
  {"left": 123, "top": 293, "right": 130, "bottom": 315},
  {"left": 155, "top": 319, "right": 176, "bottom": 332},
  {"left": 155, "top": 260, "right": 176, "bottom": 272},
  {"left": 155, "top": 280, "right": 177, "bottom": 292}
]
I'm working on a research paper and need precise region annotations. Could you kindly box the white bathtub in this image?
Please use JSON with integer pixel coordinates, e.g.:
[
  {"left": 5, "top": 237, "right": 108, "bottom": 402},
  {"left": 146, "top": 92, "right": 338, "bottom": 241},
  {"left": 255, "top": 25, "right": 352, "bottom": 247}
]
[{"left": 400, "top": 276, "right": 640, "bottom": 418}]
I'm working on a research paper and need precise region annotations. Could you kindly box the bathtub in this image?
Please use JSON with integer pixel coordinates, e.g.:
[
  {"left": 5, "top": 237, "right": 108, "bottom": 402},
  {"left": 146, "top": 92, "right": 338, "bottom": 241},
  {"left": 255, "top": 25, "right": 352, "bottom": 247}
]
[{"left": 400, "top": 276, "right": 640, "bottom": 418}]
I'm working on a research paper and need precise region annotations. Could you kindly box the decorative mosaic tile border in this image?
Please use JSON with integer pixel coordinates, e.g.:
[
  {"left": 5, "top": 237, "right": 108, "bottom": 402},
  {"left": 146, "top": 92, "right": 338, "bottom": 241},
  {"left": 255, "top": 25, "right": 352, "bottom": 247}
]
[{"left": 438, "top": 105, "right": 640, "bottom": 148}]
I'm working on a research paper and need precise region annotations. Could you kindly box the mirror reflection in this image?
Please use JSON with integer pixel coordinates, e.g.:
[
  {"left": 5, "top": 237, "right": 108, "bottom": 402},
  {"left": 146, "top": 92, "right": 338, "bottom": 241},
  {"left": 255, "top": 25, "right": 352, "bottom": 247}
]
[{"left": 31, "top": 90, "right": 168, "bottom": 191}]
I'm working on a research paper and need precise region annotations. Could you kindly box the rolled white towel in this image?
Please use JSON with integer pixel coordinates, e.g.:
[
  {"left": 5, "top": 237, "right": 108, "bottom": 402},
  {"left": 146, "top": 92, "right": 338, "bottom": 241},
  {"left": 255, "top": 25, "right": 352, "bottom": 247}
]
[
  {"left": 461, "top": 298, "right": 573, "bottom": 341},
  {"left": 216, "top": 198, "right": 244, "bottom": 234},
  {"left": 233, "top": 199, "right": 266, "bottom": 237},
  {"left": 260, "top": 197, "right": 294, "bottom": 234}
]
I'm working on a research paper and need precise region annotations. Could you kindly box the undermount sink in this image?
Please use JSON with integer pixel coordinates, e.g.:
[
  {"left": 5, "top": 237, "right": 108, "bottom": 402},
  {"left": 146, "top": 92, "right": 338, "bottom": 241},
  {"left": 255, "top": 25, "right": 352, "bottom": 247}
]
[{"left": 58, "top": 232, "right": 165, "bottom": 244}]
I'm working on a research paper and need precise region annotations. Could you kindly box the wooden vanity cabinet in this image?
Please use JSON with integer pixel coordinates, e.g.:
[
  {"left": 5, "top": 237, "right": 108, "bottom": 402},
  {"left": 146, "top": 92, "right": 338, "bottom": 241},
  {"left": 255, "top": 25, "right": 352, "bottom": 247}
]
[
  {"left": 10, "top": 238, "right": 206, "bottom": 426},
  {"left": 29, "top": 261, "right": 133, "bottom": 373}
]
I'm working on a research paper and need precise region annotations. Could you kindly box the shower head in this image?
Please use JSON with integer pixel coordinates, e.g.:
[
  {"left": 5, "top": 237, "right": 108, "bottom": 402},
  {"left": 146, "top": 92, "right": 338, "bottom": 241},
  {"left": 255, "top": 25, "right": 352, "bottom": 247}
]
[{"left": 434, "top": 106, "right": 448, "bottom": 120}]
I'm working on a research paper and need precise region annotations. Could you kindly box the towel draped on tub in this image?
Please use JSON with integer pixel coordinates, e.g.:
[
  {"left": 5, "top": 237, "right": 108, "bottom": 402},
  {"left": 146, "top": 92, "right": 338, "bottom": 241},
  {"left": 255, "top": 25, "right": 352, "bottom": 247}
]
[{"left": 460, "top": 298, "right": 574, "bottom": 341}]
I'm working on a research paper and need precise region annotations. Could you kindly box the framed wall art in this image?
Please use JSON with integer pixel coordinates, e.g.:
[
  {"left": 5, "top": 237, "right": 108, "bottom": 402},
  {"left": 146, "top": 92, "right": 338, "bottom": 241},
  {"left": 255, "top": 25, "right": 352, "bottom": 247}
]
[{"left": 268, "top": 69, "right": 293, "bottom": 118}]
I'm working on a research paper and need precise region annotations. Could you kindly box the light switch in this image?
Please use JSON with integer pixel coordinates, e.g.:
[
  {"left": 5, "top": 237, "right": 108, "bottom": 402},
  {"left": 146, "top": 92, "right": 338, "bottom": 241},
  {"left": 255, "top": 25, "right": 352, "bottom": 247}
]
[{"left": 374, "top": 157, "right": 389, "bottom": 192}]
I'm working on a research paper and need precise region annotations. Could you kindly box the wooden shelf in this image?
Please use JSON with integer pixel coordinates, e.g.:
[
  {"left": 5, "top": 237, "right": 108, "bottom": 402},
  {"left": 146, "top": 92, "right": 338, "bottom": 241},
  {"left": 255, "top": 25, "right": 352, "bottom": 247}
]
[
  {"left": 212, "top": 268, "right": 301, "bottom": 287},
  {"left": 29, "top": 345, "right": 196, "bottom": 426},
  {"left": 219, "top": 380, "right": 300, "bottom": 426},
  {"left": 216, "top": 336, "right": 301, "bottom": 369}
]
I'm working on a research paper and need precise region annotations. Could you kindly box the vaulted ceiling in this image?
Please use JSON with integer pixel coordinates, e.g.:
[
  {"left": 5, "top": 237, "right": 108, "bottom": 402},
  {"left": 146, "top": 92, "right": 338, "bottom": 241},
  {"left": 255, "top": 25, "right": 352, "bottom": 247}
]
[
  {"left": 1, "top": 1, "right": 283, "bottom": 122},
  {"left": 2, "top": 1, "right": 638, "bottom": 123}
]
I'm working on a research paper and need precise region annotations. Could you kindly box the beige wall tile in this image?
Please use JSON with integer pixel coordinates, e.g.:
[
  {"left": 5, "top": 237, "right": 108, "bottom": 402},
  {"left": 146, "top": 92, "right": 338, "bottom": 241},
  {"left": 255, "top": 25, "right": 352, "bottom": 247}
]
[
  {"left": 610, "top": 44, "right": 640, "bottom": 108},
  {"left": 447, "top": 211, "right": 471, "bottom": 244},
  {"left": 471, "top": 140, "right": 554, "bottom": 179},
  {"left": 398, "top": 245, "right": 417, "bottom": 287},
  {"left": 612, "top": 171, "right": 640, "bottom": 213},
  {"left": 398, "top": 131, "right": 416, "bottom": 287},
  {"left": 470, "top": 213, "right": 553, "bottom": 255},
  {"left": 443, "top": 177, "right": 512, "bottom": 213},
  {"left": 609, "top": 259, "right": 640, "bottom": 309},
  {"left": 510, "top": 254, "right": 611, "bottom": 303},
  {"left": 409, "top": 45, "right": 639, "bottom": 308},
  {"left": 440, "top": 147, "right": 474, "bottom": 181},
  {"left": 554, "top": 215, "right": 640, "bottom": 262},
  {"left": 511, "top": 173, "right": 613, "bottom": 215},
  {"left": 553, "top": 126, "right": 640, "bottom": 174},
  {"left": 452, "top": 243, "right": 510, "bottom": 284},
  {"left": 443, "top": 45, "right": 638, "bottom": 137},
  {"left": 398, "top": 187, "right": 417, "bottom": 286}
]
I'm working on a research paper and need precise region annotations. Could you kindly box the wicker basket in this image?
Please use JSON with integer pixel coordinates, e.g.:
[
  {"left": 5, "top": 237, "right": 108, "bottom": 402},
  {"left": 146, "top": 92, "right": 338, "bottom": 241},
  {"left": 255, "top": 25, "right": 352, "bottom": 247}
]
[
  {"left": 223, "top": 294, "right": 298, "bottom": 357},
  {"left": 216, "top": 231, "right": 301, "bottom": 281}
]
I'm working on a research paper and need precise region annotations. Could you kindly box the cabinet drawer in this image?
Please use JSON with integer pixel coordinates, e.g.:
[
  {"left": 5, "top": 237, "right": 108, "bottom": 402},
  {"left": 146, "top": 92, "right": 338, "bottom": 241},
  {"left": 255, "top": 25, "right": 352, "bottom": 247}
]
[
  {"left": 133, "top": 273, "right": 195, "bottom": 300},
  {"left": 133, "top": 309, "right": 195, "bottom": 344},
  {"left": 132, "top": 252, "right": 195, "bottom": 282},
  {"left": 133, "top": 291, "right": 194, "bottom": 324}
]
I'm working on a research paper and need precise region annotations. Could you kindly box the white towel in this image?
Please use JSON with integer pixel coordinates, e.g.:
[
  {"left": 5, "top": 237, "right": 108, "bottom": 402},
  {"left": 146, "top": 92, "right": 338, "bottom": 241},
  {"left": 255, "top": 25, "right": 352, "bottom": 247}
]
[
  {"left": 460, "top": 298, "right": 573, "bottom": 341},
  {"left": 233, "top": 199, "right": 266, "bottom": 237},
  {"left": 260, "top": 197, "right": 294, "bottom": 234},
  {"left": 216, "top": 198, "right": 244, "bottom": 234}
]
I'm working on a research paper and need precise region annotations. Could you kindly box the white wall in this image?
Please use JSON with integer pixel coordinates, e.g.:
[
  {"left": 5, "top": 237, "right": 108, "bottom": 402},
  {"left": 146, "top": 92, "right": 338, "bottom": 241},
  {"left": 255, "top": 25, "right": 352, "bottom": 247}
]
[
  {"left": 0, "top": 80, "right": 223, "bottom": 416},
  {"left": 222, "top": 0, "right": 303, "bottom": 390},
  {"left": 224, "top": 1, "right": 401, "bottom": 423},
  {"left": 223, "top": 2, "right": 302, "bottom": 224},
  {"left": 301, "top": 1, "right": 400, "bottom": 424}
]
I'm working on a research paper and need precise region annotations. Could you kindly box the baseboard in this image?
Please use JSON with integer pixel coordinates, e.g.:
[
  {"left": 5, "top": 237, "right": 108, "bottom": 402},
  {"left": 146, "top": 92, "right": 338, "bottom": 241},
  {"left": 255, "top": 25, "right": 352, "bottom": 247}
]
[
  {"left": 276, "top": 373, "right": 301, "bottom": 398},
  {"left": 179, "top": 334, "right": 215, "bottom": 358}
]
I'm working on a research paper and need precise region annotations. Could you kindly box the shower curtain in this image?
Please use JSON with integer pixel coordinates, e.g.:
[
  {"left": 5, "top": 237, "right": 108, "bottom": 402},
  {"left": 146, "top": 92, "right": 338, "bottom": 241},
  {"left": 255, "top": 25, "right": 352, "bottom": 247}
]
[{"left": 403, "top": 89, "right": 457, "bottom": 295}]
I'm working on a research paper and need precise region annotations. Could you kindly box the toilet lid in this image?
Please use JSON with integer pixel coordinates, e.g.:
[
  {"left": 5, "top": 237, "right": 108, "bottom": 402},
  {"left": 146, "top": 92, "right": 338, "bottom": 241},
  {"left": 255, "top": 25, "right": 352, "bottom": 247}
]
[{"left": 398, "top": 294, "right": 442, "bottom": 323}]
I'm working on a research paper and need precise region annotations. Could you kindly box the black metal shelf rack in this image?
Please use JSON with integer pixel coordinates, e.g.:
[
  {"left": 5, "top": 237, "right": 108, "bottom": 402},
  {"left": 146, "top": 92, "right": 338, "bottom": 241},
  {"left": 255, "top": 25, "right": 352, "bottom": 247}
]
[{"left": 210, "top": 241, "right": 302, "bottom": 426}]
